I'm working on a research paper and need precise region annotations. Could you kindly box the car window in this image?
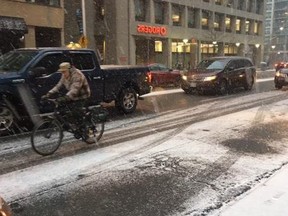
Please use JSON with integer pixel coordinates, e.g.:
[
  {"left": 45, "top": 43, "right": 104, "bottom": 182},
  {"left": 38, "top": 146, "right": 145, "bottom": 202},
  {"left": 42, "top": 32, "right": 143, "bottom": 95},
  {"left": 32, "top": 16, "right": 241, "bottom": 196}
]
[
  {"left": 227, "top": 60, "right": 237, "bottom": 69},
  {"left": 197, "top": 59, "right": 226, "bottom": 70},
  {"left": 158, "top": 64, "right": 168, "bottom": 71},
  {"left": 70, "top": 53, "right": 96, "bottom": 70},
  {"left": 33, "top": 53, "right": 67, "bottom": 75}
]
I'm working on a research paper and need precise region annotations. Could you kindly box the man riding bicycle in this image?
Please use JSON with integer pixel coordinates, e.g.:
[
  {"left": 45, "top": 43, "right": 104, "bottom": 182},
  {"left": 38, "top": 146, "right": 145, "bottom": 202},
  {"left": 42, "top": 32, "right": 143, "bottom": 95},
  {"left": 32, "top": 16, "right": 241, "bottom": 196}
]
[
  {"left": 42, "top": 62, "right": 91, "bottom": 128},
  {"left": 42, "top": 62, "right": 91, "bottom": 102}
]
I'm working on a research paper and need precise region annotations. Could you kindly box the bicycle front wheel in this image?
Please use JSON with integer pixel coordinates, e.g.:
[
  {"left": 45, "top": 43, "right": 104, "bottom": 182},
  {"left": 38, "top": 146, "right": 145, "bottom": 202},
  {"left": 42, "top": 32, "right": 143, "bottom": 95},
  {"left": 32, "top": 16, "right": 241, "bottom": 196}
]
[{"left": 31, "top": 119, "right": 63, "bottom": 156}]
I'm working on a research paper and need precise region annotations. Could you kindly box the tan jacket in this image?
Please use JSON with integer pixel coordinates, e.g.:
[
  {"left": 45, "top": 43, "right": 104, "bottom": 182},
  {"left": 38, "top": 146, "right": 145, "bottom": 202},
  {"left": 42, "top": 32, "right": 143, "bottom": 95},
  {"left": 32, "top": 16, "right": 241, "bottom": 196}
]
[{"left": 48, "top": 67, "right": 91, "bottom": 100}]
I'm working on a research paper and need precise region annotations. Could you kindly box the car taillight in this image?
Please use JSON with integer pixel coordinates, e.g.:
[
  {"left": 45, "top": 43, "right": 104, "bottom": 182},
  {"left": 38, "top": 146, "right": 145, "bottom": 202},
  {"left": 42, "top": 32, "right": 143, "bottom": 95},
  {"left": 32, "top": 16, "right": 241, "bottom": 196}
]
[{"left": 146, "top": 72, "right": 152, "bottom": 83}]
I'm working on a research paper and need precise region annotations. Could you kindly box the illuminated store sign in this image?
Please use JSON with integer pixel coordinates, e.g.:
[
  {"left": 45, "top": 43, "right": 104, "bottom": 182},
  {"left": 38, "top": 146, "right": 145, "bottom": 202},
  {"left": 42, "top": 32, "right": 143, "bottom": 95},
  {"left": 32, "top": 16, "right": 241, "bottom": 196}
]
[{"left": 137, "top": 24, "right": 167, "bottom": 36}]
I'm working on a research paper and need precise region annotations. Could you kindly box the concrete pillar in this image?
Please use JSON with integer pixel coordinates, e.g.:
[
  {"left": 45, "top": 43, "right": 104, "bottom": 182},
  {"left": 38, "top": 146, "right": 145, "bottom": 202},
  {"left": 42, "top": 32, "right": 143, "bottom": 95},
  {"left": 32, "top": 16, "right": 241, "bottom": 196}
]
[
  {"left": 25, "top": 26, "right": 36, "bottom": 47},
  {"left": 163, "top": 38, "right": 172, "bottom": 68}
]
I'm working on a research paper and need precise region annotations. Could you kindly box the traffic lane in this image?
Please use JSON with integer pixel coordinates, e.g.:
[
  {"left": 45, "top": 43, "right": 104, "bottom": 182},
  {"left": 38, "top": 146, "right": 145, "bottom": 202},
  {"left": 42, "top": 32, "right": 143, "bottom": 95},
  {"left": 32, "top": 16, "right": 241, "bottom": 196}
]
[
  {"left": 133, "top": 78, "right": 276, "bottom": 117},
  {"left": 10, "top": 98, "right": 288, "bottom": 216}
]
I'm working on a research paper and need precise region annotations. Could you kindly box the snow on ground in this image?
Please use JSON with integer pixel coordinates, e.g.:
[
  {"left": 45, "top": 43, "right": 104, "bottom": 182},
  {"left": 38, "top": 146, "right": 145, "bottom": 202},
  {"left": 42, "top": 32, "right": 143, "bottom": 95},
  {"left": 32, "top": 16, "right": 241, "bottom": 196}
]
[{"left": 1, "top": 86, "right": 288, "bottom": 215}]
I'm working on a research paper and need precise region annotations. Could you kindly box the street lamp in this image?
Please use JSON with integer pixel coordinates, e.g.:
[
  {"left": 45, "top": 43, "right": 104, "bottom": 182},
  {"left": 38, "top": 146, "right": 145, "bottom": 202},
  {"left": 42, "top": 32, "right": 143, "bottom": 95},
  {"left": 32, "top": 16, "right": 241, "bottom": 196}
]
[
  {"left": 271, "top": 45, "right": 276, "bottom": 50},
  {"left": 183, "top": 39, "right": 188, "bottom": 70},
  {"left": 235, "top": 42, "right": 240, "bottom": 47}
]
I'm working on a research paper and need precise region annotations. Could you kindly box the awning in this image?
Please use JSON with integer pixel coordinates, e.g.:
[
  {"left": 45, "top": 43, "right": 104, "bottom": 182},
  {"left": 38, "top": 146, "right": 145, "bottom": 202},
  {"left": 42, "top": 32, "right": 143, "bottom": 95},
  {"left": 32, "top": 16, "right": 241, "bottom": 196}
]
[{"left": 0, "top": 16, "right": 28, "bottom": 34}]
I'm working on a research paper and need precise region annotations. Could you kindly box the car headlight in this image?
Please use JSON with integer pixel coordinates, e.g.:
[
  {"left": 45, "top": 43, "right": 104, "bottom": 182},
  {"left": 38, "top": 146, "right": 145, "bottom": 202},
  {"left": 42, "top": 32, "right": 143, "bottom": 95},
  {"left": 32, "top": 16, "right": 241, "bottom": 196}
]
[
  {"left": 203, "top": 75, "right": 217, "bottom": 81},
  {"left": 275, "top": 71, "right": 286, "bottom": 77},
  {"left": 182, "top": 75, "right": 188, "bottom": 81}
]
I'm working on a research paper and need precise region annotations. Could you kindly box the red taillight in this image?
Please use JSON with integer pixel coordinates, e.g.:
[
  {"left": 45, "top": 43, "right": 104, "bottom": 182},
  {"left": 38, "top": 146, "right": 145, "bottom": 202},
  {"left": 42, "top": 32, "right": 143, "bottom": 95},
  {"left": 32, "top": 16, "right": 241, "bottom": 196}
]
[{"left": 146, "top": 72, "right": 152, "bottom": 83}]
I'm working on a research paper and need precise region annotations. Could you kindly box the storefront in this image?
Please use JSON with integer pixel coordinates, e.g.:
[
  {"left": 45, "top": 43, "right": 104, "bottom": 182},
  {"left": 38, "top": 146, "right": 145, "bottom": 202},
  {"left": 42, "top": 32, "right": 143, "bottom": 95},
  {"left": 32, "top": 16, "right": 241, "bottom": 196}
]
[{"left": 0, "top": 16, "right": 28, "bottom": 54}]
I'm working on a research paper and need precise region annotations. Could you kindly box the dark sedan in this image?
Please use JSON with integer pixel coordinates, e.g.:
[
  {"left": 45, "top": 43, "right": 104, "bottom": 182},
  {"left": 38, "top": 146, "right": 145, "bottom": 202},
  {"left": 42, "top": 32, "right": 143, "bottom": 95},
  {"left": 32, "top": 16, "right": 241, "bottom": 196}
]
[{"left": 148, "top": 63, "right": 181, "bottom": 87}]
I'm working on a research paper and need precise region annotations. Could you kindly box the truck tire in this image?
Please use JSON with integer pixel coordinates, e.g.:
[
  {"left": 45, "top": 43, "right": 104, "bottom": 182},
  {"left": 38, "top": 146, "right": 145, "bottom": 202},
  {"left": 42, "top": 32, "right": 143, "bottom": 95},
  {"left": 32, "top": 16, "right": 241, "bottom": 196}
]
[{"left": 116, "top": 88, "right": 138, "bottom": 114}]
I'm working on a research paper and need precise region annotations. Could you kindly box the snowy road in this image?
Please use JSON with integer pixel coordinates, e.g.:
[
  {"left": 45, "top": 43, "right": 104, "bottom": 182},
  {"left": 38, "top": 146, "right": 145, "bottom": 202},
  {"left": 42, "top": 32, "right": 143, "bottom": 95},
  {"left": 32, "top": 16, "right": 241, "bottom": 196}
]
[{"left": 1, "top": 84, "right": 288, "bottom": 215}]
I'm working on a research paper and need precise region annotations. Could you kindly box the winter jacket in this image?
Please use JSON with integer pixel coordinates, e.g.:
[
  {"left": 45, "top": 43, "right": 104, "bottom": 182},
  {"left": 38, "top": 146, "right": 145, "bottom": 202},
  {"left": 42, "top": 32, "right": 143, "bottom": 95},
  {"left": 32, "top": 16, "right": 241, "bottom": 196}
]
[{"left": 48, "top": 67, "right": 91, "bottom": 101}]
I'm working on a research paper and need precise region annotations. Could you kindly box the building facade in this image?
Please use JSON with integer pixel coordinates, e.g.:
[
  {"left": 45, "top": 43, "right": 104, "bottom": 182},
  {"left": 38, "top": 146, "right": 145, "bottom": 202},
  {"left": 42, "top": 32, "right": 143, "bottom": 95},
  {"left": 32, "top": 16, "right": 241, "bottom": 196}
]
[
  {"left": 264, "top": 0, "right": 288, "bottom": 65},
  {"left": 84, "top": 0, "right": 264, "bottom": 68},
  {"left": 0, "top": 0, "right": 64, "bottom": 54}
]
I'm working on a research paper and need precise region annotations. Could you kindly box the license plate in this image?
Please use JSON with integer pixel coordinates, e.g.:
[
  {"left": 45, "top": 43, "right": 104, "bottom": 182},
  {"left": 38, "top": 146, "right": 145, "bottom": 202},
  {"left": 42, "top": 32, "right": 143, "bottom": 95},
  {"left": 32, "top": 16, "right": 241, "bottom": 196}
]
[{"left": 190, "top": 82, "right": 196, "bottom": 87}]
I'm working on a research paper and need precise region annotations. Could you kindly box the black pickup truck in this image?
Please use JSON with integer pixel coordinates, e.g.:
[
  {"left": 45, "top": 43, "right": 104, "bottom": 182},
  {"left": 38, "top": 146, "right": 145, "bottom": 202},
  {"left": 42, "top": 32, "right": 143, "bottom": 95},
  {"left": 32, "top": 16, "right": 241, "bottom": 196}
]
[{"left": 0, "top": 47, "right": 151, "bottom": 133}]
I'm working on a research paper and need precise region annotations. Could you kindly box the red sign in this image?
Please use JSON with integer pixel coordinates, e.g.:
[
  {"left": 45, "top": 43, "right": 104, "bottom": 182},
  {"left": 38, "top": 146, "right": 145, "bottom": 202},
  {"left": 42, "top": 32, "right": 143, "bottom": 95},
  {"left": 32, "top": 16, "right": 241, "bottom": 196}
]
[{"left": 137, "top": 24, "right": 167, "bottom": 36}]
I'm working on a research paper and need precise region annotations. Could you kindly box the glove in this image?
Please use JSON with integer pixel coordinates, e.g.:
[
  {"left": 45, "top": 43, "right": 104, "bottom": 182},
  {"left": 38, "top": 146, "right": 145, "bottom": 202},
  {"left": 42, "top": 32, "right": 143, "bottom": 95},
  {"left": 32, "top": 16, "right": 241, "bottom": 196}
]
[
  {"left": 56, "top": 96, "right": 70, "bottom": 103},
  {"left": 41, "top": 93, "right": 51, "bottom": 100}
]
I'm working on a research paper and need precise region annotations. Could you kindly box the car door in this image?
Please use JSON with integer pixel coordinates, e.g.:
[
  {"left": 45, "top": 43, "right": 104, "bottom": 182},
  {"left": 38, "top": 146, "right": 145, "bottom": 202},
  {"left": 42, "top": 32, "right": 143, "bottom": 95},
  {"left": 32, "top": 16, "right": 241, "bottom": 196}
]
[
  {"left": 28, "top": 52, "right": 68, "bottom": 103},
  {"left": 158, "top": 64, "right": 171, "bottom": 84},
  {"left": 69, "top": 51, "right": 104, "bottom": 103},
  {"left": 226, "top": 60, "right": 238, "bottom": 87}
]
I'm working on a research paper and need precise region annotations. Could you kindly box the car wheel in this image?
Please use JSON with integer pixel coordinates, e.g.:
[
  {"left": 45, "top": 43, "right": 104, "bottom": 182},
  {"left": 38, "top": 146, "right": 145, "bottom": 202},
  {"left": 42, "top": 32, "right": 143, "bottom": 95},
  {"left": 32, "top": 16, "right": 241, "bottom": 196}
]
[
  {"left": 115, "top": 87, "right": 137, "bottom": 114},
  {"left": 275, "top": 84, "right": 283, "bottom": 89},
  {"left": 218, "top": 80, "right": 228, "bottom": 95},
  {"left": 244, "top": 75, "right": 254, "bottom": 90}
]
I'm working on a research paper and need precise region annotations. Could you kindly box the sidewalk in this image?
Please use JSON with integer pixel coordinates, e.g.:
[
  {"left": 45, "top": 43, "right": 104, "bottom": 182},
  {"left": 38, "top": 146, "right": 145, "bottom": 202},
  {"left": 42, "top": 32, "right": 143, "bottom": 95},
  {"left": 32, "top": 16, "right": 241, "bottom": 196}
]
[
  {"left": 219, "top": 164, "right": 288, "bottom": 216},
  {"left": 256, "top": 68, "right": 275, "bottom": 79}
]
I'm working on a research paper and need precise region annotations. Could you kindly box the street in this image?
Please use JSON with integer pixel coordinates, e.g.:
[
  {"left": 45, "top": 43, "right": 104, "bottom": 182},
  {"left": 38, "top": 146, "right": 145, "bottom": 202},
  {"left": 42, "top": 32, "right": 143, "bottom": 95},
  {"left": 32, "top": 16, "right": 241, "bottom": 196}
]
[{"left": 1, "top": 76, "right": 288, "bottom": 216}]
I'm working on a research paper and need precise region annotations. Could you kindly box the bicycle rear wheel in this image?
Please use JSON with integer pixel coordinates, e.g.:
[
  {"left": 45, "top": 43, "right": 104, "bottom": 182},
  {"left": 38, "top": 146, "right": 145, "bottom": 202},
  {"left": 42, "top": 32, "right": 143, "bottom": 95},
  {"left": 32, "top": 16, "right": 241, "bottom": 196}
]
[
  {"left": 83, "top": 121, "right": 105, "bottom": 144},
  {"left": 31, "top": 119, "right": 63, "bottom": 156}
]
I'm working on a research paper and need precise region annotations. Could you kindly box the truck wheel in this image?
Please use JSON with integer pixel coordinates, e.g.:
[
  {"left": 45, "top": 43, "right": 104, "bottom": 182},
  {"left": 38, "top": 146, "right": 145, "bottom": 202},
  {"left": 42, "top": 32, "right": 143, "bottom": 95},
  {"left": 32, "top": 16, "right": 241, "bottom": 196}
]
[
  {"left": 116, "top": 88, "right": 137, "bottom": 114},
  {"left": 0, "top": 105, "right": 14, "bottom": 132}
]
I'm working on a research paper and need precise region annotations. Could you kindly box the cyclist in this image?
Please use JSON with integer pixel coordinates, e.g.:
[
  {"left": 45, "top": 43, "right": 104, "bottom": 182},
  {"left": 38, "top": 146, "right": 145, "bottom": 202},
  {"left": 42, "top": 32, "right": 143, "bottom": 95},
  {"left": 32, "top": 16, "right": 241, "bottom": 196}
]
[{"left": 42, "top": 62, "right": 91, "bottom": 129}]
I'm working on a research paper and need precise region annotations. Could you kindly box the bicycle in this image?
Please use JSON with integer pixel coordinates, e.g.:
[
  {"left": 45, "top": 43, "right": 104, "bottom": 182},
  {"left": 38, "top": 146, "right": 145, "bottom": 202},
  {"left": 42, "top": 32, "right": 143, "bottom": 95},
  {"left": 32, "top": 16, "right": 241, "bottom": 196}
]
[{"left": 31, "top": 98, "right": 108, "bottom": 156}]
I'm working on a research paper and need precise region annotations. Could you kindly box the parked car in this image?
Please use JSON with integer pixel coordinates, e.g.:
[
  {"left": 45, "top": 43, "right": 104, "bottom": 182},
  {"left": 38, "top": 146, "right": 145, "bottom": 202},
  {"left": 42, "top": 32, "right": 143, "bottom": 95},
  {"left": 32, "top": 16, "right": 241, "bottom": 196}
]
[
  {"left": 0, "top": 196, "right": 13, "bottom": 216},
  {"left": 274, "top": 68, "right": 288, "bottom": 89},
  {"left": 181, "top": 56, "right": 256, "bottom": 95},
  {"left": 274, "top": 61, "right": 288, "bottom": 71},
  {"left": 148, "top": 63, "right": 181, "bottom": 87}
]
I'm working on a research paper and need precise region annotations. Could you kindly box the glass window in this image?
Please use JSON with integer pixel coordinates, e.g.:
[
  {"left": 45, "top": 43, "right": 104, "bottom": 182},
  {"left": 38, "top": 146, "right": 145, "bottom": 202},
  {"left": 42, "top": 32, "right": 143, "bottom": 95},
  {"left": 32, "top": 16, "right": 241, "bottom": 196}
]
[
  {"left": 70, "top": 53, "right": 96, "bottom": 70},
  {"left": 215, "top": 0, "right": 222, "bottom": 5},
  {"left": 237, "top": 0, "right": 244, "bottom": 10},
  {"left": 245, "top": 20, "right": 250, "bottom": 34},
  {"left": 26, "top": 0, "right": 60, "bottom": 7},
  {"left": 154, "top": 1, "right": 165, "bottom": 24},
  {"left": 34, "top": 53, "right": 67, "bottom": 75},
  {"left": 188, "top": 7, "right": 197, "bottom": 28},
  {"left": 254, "top": 21, "right": 259, "bottom": 35},
  {"left": 134, "top": 0, "right": 146, "bottom": 22},
  {"left": 155, "top": 41, "right": 162, "bottom": 52},
  {"left": 214, "top": 13, "right": 221, "bottom": 31},
  {"left": 202, "top": 10, "right": 210, "bottom": 30},
  {"left": 225, "top": 16, "right": 231, "bottom": 32},
  {"left": 0, "top": 50, "right": 38, "bottom": 73},
  {"left": 172, "top": 4, "right": 182, "bottom": 26},
  {"left": 236, "top": 18, "right": 241, "bottom": 33},
  {"left": 227, "top": 0, "right": 233, "bottom": 8},
  {"left": 95, "top": 0, "right": 104, "bottom": 21}
]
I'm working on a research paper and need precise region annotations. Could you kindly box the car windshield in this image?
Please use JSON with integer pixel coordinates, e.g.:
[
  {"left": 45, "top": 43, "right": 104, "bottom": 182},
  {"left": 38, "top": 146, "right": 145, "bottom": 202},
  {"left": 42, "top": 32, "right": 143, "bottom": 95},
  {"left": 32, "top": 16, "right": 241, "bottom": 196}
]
[
  {"left": 0, "top": 50, "right": 38, "bottom": 73},
  {"left": 196, "top": 59, "right": 227, "bottom": 71}
]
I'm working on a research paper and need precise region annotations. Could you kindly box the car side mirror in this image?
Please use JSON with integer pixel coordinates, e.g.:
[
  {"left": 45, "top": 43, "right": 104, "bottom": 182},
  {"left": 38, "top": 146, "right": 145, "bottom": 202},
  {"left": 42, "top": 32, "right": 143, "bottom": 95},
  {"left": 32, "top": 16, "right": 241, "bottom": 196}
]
[
  {"left": 227, "top": 66, "right": 235, "bottom": 71},
  {"left": 29, "top": 67, "right": 47, "bottom": 78}
]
